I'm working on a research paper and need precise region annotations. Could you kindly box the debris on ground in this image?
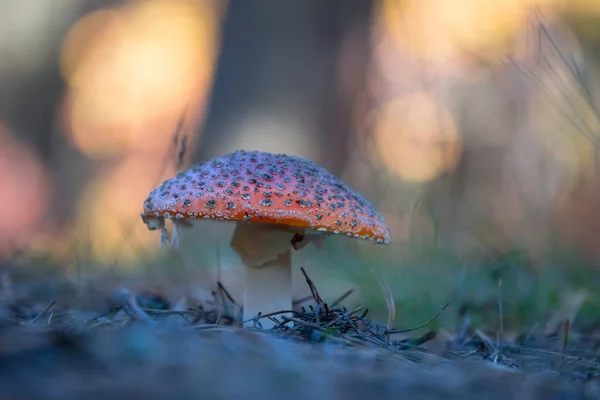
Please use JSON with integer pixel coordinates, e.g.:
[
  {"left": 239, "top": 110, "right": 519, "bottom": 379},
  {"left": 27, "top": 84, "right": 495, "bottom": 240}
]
[{"left": 0, "top": 261, "right": 598, "bottom": 399}]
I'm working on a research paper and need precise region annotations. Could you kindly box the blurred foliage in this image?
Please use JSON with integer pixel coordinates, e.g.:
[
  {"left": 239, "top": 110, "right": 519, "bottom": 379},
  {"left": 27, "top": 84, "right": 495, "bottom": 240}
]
[{"left": 2, "top": 0, "right": 600, "bottom": 331}]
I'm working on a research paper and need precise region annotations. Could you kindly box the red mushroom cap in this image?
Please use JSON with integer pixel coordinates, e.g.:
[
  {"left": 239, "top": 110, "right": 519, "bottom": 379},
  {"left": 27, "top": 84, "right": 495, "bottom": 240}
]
[{"left": 141, "top": 150, "right": 391, "bottom": 244}]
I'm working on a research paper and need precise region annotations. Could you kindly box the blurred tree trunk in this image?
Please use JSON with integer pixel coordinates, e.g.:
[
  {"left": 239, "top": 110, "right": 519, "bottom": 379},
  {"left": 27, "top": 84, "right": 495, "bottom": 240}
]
[{"left": 197, "top": 0, "right": 374, "bottom": 175}]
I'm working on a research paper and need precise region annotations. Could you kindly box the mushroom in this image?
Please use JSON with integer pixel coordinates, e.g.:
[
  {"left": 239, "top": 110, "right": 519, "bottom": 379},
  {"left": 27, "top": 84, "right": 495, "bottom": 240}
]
[{"left": 141, "top": 150, "right": 391, "bottom": 329}]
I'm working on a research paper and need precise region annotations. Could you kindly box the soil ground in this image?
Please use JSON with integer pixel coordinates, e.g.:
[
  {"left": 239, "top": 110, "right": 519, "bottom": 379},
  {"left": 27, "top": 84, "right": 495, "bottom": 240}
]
[{"left": 0, "top": 260, "right": 598, "bottom": 399}]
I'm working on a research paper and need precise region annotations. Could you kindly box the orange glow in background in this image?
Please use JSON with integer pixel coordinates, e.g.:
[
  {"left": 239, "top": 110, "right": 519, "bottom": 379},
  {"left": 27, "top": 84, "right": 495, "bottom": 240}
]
[
  {"left": 371, "top": 93, "right": 461, "bottom": 182},
  {"left": 1, "top": 0, "right": 600, "bottom": 265},
  {"left": 358, "top": 0, "right": 600, "bottom": 259},
  {"left": 57, "top": 0, "right": 224, "bottom": 263},
  {"left": 60, "top": 0, "right": 220, "bottom": 159}
]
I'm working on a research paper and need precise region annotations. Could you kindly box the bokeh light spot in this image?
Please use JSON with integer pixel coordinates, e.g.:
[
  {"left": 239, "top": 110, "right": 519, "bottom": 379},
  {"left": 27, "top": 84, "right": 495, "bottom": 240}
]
[
  {"left": 377, "top": 0, "right": 547, "bottom": 63},
  {"left": 372, "top": 93, "right": 462, "bottom": 182},
  {"left": 59, "top": 0, "right": 221, "bottom": 158},
  {"left": 0, "top": 124, "right": 51, "bottom": 254}
]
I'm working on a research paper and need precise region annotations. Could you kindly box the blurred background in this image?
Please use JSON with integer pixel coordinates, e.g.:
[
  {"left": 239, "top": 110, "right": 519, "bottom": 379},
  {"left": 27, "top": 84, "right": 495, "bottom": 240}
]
[{"left": 3, "top": 0, "right": 600, "bottom": 331}]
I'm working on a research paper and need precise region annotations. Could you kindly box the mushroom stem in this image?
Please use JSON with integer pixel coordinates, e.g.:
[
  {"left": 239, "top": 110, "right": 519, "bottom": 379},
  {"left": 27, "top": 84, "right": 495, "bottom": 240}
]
[
  {"left": 243, "top": 250, "right": 292, "bottom": 328},
  {"left": 230, "top": 221, "right": 299, "bottom": 329}
]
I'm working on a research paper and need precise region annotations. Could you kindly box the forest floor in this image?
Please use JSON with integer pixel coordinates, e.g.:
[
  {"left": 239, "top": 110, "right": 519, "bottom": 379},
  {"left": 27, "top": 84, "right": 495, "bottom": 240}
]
[{"left": 0, "top": 257, "right": 598, "bottom": 400}]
